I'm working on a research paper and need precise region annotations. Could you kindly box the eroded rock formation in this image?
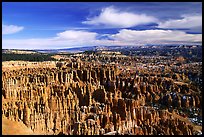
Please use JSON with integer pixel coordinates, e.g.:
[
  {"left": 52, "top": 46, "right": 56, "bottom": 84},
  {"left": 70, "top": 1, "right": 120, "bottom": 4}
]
[{"left": 2, "top": 55, "right": 202, "bottom": 135}]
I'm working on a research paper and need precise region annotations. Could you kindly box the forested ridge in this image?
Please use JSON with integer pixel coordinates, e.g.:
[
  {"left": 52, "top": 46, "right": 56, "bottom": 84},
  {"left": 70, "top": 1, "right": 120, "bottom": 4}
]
[{"left": 2, "top": 53, "right": 57, "bottom": 62}]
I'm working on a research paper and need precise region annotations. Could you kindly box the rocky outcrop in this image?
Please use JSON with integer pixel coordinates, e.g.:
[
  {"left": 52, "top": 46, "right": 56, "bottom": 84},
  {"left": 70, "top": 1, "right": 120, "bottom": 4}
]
[{"left": 2, "top": 58, "right": 202, "bottom": 135}]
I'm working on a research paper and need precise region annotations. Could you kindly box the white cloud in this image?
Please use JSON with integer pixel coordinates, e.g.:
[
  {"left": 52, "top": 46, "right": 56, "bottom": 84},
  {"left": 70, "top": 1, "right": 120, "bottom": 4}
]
[
  {"left": 110, "top": 29, "right": 202, "bottom": 45},
  {"left": 158, "top": 14, "right": 202, "bottom": 29},
  {"left": 2, "top": 29, "right": 202, "bottom": 49},
  {"left": 83, "top": 6, "right": 157, "bottom": 28},
  {"left": 55, "top": 30, "right": 97, "bottom": 40},
  {"left": 2, "top": 30, "right": 99, "bottom": 49},
  {"left": 2, "top": 24, "right": 24, "bottom": 34}
]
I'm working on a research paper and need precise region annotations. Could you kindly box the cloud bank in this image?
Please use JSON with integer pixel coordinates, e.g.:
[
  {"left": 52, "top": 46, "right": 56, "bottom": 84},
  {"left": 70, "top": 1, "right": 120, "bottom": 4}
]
[
  {"left": 158, "top": 14, "right": 202, "bottom": 29},
  {"left": 83, "top": 6, "right": 157, "bottom": 28},
  {"left": 110, "top": 29, "right": 202, "bottom": 45},
  {"left": 2, "top": 24, "right": 24, "bottom": 34},
  {"left": 3, "top": 29, "right": 202, "bottom": 49},
  {"left": 83, "top": 6, "right": 202, "bottom": 32},
  {"left": 55, "top": 30, "right": 97, "bottom": 40}
]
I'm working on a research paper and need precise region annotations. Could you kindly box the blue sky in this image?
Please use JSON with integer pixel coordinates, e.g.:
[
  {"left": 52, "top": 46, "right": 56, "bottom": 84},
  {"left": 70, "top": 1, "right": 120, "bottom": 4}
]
[{"left": 2, "top": 2, "right": 202, "bottom": 49}]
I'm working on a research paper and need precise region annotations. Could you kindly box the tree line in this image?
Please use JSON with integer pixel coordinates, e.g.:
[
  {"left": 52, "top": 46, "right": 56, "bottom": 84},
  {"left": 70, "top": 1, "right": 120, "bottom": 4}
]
[{"left": 2, "top": 53, "right": 57, "bottom": 62}]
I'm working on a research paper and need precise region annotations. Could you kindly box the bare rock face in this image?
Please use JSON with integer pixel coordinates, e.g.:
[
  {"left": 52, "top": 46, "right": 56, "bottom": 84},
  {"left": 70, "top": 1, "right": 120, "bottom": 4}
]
[{"left": 23, "top": 102, "right": 31, "bottom": 127}]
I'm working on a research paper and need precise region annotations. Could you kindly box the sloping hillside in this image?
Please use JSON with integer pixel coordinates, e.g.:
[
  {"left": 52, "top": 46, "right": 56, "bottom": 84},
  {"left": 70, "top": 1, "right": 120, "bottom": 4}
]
[{"left": 2, "top": 117, "right": 37, "bottom": 135}]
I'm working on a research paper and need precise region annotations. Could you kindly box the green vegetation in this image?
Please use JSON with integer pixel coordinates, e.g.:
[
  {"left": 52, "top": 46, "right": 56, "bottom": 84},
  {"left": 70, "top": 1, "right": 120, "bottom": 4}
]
[
  {"left": 84, "top": 50, "right": 96, "bottom": 54},
  {"left": 2, "top": 53, "right": 57, "bottom": 62}
]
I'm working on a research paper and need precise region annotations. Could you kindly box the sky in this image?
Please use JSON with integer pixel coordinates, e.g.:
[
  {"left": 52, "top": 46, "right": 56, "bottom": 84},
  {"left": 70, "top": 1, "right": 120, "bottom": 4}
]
[{"left": 2, "top": 2, "right": 202, "bottom": 49}]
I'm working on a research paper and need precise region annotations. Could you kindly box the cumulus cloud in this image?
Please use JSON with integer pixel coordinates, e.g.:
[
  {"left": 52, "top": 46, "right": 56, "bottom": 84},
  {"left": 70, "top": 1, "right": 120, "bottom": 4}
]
[
  {"left": 2, "top": 29, "right": 202, "bottom": 49},
  {"left": 82, "top": 6, "right": 157, "bottom": 28},
  {"left": 2, "top": 24, "right": 24, "bottom": 34},
  {"left": 2, "top": 30, "right": 99, "bottom": 49},
  {"left": 158, "top": 14, "right": 202, "bottom": 29},
  {"left": 55, "top": 30, "right": 97, "bottom": 40},
  {"left": 110, "top": 29, "right": 202, "bottom": 45}
]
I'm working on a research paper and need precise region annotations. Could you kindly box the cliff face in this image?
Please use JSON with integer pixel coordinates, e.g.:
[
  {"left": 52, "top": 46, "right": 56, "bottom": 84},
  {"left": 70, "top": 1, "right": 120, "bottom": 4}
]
[{"left": 2, "top": 60, "right": 202, "bottom": 135}]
